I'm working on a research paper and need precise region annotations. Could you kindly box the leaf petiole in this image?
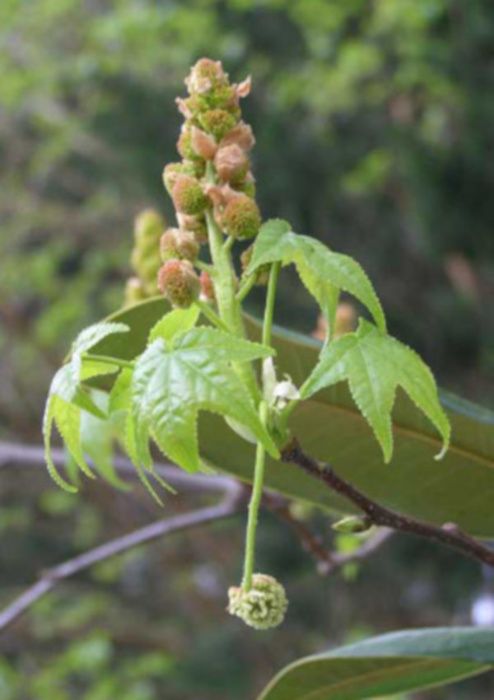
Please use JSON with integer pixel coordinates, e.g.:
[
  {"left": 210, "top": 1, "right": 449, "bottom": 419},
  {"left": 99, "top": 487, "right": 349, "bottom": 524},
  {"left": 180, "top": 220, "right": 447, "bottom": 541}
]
[
  {"left": 236, "top": 273, "right": 257, "bottom": 303},
  {"left": 82, "top": 354, "right": 134, "bottom": 370},
  {"left": 195, "top": 300, "right": 231, "bottom": 333}
]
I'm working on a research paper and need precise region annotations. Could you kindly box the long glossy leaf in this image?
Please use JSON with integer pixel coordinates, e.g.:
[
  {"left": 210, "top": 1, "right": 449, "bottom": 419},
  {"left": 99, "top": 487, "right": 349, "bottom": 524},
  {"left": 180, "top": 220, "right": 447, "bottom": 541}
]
[
  {"left": 92, "top": 298, "right": 494, "bottom": 537},
  {"left": 258, "top": 627, "right": 494, "bottom": 700}
]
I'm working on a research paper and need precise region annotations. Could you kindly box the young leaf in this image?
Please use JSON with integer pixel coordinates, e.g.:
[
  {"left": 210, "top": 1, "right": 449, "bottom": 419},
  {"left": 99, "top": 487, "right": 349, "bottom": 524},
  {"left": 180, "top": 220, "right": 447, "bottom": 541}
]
[
  {"left": 246, "top": 219, "right": 385, "bottom": 333},
  {"left": 71, "top": 322, "right": 130, "bottom": 356},
  {"left": 131, "top": 328, "right": 278, "bottom": 472},
  {"left": 108, "top": 368, "right": 174, "bottom": 504},
  {"left": 148, "top": 306, "right": 200, "bottom": 344},
  {"left": 43, "top": 356, "right": 122, "bottom": 492},
  {"left": 301, "top": 319, "right": 451, "bottom": 463},
  {"left": 79, "top": 390, "right": 130, "bottom": 491},
  {"left": 69, "top": 322, "right": 130, "bottom": 379}
]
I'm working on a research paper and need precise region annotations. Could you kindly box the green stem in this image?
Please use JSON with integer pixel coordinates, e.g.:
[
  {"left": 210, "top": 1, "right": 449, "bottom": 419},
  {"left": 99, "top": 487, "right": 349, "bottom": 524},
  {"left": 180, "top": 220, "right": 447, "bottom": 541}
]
[
  {"left": 262, "top": 262, "right": 280, "bottom": 347},
  {"left": 236, "top": 273, "right": 257, "bottom": 303},
  {"left": 195, "top": 260, "right": 213, "bottom": 274},
  {"left": 223, "top": 235, "right": 235, "bottom": 253},
  {"left": 83, "top": 354, "right": 134, "bottom": 370},
  {"left": 204, "top": 165, "right": 259, "bottom": 400},
  {"left": 242, "top": 262, "right": 280, "bottom": 590},
  {"left": 242, "top": 401, "right": 268, "bottom": 590},
  {"left": 196, "top": 300, "right": 230, "bottom": 332}
]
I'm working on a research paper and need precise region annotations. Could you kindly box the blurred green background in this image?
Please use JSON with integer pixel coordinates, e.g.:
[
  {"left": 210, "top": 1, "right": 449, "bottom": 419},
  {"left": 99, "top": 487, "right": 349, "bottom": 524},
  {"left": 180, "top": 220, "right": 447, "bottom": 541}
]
[{"left": 1, "top": 0, "right": 493, "bottom": 698}]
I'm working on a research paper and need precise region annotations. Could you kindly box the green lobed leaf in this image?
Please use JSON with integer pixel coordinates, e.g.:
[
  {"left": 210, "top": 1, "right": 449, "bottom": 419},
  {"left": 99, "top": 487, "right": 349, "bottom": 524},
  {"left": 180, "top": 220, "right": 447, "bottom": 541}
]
[
  {"left": 148, "top": 305, "right": 200, "bottom": 344},
  {"left": 246, "top": 219, "right": 386, "bottom": 333},
  {"left": 301, "top": 319, "right": 450, "bottom": 463},
  {"left": 79, "top": 390, "right": 130, "bottom": 491},
  {"left": 43, "top": 322, "right": 129, "bottom": 492},
  {"left": 108, "top": 368, "right": 174, "bottom": 504},
  {"left": 88, "top": 298, "right": 494, "bottom": 536},
  {"left": 131, "top": 328, "right": 279, "bottom": 472},
  {"left": 257, "top": 627, "right": 494, "bottom": 700}
]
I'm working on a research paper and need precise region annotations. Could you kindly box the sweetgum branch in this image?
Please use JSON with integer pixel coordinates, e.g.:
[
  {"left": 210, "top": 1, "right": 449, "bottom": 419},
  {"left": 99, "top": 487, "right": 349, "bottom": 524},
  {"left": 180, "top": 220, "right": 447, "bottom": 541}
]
[
  {"left": 0, "top": 490, "right": 244, "bottom": 632},
  {"left": 264, "top": 492, "right": 393, "bottom": 575},
  {"left": 282, "top": 438, "right": 494, "bottom": 568}
]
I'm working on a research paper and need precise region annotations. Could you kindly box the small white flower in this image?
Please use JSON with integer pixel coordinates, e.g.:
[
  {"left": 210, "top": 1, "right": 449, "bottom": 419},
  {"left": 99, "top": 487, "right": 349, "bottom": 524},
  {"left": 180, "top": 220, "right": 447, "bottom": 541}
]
[{"left": 262, "top": 358, "right": 300, "bottom": 410}]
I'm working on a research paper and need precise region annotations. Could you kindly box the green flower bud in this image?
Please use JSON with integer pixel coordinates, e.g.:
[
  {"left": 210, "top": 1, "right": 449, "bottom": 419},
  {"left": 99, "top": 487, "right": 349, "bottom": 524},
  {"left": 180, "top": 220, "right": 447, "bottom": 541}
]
[
  {"left": 332, "top": 515, "right": 371, "bottom": 534},
  {"left": 199, "top": 109, "right": 237, "bottom": 142},
  {"left": 163, "top": 162, "right": 187, "bottom": 194},
  {"left": 177, "top": 126, "right": 203, "bottom": 162},
  {"left": 237, "top": 173, "right": 256, "bottom": 198},
  {"left": 228, "top": 574, "right": 288, "bottom": 630},
  {"left": 160, "top": 228, "right": 199, "bottom": 263},
  {"left": 157, "top": 259, "right": 200, "bottom": 309},
  {"left": 171, "top": 174, "right": 208, "bottom": 215},
  {"left": 220, "top": 193, "right": 261, "bottom": 239}
]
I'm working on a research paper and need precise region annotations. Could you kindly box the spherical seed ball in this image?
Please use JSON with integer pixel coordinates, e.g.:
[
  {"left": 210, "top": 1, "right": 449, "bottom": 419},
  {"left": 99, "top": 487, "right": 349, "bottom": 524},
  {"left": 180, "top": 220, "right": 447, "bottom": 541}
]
[
  {"left": 228, "top": 574, "right": 288, "bottom": 630},
  {"left": 157, "top": 259, "right": 200, "bottom": 309},
  {"left": 221, "top": 193, "right": 261, "bottom": 239},
  {"left": 171, "top": 175, "right": 208, "bottom": 215},
  {"left": 199, "top": 109, "right": 237, "bottom": 142},
  {"left": 215, "top": 144, "right": 249, "bottom": 184},
  {"left": 160, "top": 228, "right": 199, "bottom": 263}
]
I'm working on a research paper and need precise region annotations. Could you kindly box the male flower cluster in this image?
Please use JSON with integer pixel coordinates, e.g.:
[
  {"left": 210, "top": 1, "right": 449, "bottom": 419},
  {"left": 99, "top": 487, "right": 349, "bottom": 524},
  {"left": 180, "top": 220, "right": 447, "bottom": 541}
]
[{"left": 157, "top": 58, "right": 261, "bottom": 308}]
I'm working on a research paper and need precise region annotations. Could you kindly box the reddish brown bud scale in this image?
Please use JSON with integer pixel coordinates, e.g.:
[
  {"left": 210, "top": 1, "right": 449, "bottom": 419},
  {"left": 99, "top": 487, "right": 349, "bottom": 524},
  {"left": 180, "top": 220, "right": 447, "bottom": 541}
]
[
  {"left": 157, "top": 259, "right": 200, "bottom": 309},
  {"left": 220, "top": 122, "right": 255, "bottom": 152},
  {"left": 178, "top": 214, "right": 209, "bottom": 244},
  {"left": 190, "top": 126, "right": 217, "bottom": 160},
  {"left": 199, "top": 270, "right": 215, "bottom": 302},
  {"left": 172, "top": 175, "right": 208, "bottom": 215},
  {"left": 215, "top": 144, "right": 249, "bottom": 184}
]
